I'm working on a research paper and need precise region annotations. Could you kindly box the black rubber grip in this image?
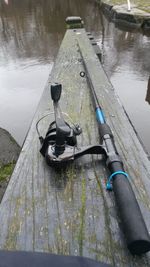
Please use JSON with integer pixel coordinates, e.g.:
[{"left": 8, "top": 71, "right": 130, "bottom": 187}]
[
  {"left": 109, "top": 161, "right": 150, "bottom": 255},
  {"left": 98, "top": 123, "right": 113, "bottom": 142}
]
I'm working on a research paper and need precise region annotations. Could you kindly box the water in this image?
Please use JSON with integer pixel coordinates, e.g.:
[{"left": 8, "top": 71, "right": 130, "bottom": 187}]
[
  {"left": 0, "top": 0, "right": 150, "bottom": 156},
  {"left": 98, "top": 22, "right": 150, "bottom": 155}
]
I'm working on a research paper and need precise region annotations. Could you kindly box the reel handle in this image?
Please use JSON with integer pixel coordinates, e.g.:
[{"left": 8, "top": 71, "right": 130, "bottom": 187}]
[
  {"left": 50, "top": 83, "right": 71, "bottom": 156},
  {"left": 51, "top": 83, "right": 62, "bottom": 102}
]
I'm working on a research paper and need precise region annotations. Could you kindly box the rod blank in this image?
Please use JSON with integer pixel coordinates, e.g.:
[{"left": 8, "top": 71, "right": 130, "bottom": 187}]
[{"left": 77, "top": 41, "right": 150, "bottom": 254}]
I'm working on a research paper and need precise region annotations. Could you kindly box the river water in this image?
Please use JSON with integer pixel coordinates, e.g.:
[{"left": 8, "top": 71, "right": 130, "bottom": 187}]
[{"left": 0, "top": 0, "right": 150, "bottom": 156}]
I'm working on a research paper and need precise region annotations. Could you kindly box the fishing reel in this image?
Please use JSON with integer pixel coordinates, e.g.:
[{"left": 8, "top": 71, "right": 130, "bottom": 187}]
[{"left": 39, "top": 83, "right": 105, "bottom": 167}]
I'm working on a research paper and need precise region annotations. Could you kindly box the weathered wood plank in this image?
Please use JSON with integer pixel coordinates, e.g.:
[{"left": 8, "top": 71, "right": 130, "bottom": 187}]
[{"left": 0, "top": 28, "right": 149, "bottom": 266}]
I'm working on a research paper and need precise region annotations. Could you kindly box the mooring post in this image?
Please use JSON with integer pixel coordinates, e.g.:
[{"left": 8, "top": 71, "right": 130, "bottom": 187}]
[
  {"left": 127, "top": 0, "right": 131, "bottom": 11},
  {"left": 65, "top": 16, "right": 84, "bottom": 29}
]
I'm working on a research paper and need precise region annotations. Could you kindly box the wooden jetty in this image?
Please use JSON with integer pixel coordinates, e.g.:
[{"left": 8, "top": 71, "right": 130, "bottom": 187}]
[
  {"left": 0, "top": 18, "right": 150, "bottom": 266},
  {"left": 99, "top": 0, "right": 150, "bottom": 30}
]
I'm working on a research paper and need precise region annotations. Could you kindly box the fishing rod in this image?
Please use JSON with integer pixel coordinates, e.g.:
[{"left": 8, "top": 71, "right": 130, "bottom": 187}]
[
  {"left": 37, "top": 48, "right": 150, "bottom": 256},
  {"left": 77, "top": 43, "right": 150, "bottom": 255}
]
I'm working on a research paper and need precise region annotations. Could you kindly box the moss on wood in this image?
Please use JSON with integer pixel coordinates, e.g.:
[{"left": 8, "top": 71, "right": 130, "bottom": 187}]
[{"left": 0, "top": 162, "right": 15, "bottom": 182}]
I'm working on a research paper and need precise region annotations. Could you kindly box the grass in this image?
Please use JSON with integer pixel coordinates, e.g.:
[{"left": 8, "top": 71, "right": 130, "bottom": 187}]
[{"left": 0, "top": 162, "right": 15, "bottom": 181}]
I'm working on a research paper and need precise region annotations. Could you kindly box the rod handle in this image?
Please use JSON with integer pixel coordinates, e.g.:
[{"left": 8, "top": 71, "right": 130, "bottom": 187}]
[{"left": 109, "top": 161, "right": 150, "bottom": 255}]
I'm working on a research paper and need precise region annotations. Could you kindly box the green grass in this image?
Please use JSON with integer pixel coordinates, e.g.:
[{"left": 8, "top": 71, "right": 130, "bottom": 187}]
[{"left": 0, "top": 163, "right": 15, "bottom": 181}]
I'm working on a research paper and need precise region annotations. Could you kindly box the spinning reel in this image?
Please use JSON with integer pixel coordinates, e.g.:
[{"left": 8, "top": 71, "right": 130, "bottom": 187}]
[{"left": 39, "top": 83, "right": 106, "bottom": 167}]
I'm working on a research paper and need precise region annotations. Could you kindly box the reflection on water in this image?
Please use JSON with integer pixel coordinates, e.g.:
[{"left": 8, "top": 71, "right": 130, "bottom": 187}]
[
  {"left": 0, "top": 0, "right": 150, "bottom": 155},
  {"left": 96, "top": 17, "right": 150, "bottom": 155}
]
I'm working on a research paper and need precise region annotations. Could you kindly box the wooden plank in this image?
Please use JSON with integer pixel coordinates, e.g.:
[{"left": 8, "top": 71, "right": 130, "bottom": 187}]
[{"left": 0, "top": 27, "right": 149, "bottom": 267}]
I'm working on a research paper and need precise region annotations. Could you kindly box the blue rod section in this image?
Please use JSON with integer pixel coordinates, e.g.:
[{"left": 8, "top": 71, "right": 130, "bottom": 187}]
[{"left": 96, "top": 107, "right": 105, "bottom": 124}]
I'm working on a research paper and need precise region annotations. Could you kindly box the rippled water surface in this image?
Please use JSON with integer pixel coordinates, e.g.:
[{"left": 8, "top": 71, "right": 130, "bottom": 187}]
[{"left": 0, "top": 0, "right": 150, "bottom": 155}]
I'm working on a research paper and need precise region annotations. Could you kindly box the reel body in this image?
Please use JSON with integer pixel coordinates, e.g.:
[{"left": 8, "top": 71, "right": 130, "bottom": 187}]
[
  {"left": 40, "top": 120, "right": 81, "bottom": 166},
  {"left": 38, "top": 83, "right": 105, "bottom": 167}
]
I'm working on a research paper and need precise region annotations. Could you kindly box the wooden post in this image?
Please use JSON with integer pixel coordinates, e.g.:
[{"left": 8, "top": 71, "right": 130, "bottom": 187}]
[
  {"left": 127, "top": 0, "right": 131, "bottom": 11},
  {"left": 66, "top": 16, "right": 84, "bottom": 29}
]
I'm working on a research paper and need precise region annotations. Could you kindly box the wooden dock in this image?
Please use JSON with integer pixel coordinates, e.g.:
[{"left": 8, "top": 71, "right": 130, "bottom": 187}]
[{"left": 0, "top": 21, "right": 150, "bottom": 266}]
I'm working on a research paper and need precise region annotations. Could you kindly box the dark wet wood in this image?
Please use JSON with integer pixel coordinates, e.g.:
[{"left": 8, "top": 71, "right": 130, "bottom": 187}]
[{"left": 0, "top": 28, "right": 150, "bottom": 266}]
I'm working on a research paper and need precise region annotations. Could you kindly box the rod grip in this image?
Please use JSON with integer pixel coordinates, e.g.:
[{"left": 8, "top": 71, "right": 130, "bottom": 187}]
[{"left": 109, "top": 161, "right": 150, "bottom": 255}]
